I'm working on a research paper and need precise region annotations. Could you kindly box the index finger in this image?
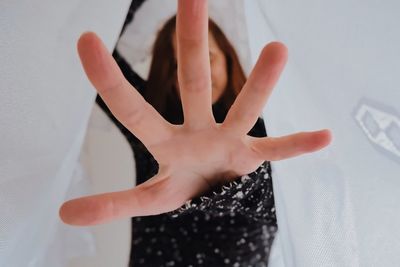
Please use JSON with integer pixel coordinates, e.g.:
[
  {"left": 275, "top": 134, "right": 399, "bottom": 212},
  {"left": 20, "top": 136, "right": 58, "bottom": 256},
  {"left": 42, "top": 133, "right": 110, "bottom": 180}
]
[{"left": 78, "top": 32, "right": 173, "bottom": 146}]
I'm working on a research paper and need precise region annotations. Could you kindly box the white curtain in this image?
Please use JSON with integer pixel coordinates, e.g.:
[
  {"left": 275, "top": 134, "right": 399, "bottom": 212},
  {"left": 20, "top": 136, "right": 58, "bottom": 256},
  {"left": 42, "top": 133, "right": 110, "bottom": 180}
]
[{"left": 1, "top": 0, "right": 399, "bottom": 266}]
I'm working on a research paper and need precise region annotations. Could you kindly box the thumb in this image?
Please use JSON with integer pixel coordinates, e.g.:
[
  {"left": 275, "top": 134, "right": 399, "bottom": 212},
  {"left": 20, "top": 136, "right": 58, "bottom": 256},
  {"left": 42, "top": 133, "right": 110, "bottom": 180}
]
[{"left": 59, "top": 172, "right": 179, "bottom": 226}]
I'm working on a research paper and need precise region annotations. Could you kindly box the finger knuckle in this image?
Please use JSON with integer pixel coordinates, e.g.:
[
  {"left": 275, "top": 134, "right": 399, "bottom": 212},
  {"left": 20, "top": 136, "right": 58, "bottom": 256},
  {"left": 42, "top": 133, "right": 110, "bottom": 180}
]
[{"left": 123, "top": 103, "right": 147, "bottom": 127}]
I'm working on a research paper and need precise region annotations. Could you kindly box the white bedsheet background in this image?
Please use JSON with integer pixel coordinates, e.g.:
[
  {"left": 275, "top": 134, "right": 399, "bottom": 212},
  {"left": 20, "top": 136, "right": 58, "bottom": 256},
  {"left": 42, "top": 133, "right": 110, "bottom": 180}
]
[{"left": 1, "top": 0, "right": 399, "bottom": 266}]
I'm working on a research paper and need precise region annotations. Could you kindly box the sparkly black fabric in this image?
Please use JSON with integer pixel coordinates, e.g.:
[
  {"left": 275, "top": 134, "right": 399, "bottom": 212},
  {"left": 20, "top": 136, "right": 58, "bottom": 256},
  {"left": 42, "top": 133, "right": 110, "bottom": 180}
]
[{"left": 95, "top": 1, "right": 278, "bottom": 265}]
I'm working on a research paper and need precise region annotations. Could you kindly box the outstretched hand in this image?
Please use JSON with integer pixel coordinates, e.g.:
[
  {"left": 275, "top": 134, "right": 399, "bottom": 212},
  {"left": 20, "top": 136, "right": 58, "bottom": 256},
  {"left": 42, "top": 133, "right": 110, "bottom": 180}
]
[{"left": 59, "top": 0, "right": 332, "bottom": 226}]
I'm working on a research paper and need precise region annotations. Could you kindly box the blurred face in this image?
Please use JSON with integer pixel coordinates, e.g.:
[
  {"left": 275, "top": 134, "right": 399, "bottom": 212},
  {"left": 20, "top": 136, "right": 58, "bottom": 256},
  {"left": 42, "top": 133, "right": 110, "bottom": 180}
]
[{"left": 172, "top": 31, "right": 228, "bottom": 104}]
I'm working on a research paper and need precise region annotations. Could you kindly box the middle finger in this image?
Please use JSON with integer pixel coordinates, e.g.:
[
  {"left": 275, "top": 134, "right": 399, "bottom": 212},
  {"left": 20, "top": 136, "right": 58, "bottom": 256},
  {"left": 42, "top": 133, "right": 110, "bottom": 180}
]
[{"left": 176, "top": 0, "right": 214, "bottom": 130}]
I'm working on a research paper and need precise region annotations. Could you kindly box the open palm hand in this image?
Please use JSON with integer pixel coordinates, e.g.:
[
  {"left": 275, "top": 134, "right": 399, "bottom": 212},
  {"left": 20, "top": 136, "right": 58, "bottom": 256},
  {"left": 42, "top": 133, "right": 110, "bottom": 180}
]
[{"left": 60, "top": 0, "right": 332, "bottom": 226}]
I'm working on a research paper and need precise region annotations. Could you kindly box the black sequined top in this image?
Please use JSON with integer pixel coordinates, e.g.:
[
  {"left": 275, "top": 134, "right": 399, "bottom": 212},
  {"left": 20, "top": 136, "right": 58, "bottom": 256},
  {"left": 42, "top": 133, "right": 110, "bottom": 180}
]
[{"left": 95, "top": 1, "right": 278, "bottom": 266}]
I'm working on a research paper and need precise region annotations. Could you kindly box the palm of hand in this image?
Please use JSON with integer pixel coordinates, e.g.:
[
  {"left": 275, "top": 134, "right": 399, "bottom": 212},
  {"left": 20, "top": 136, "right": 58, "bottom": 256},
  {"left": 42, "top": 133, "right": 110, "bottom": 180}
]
[
  {"left": 150, "top": 122, "right": 263, "bottom": 188},
  {"left": 60, "top": 0, "right": 332, "bottom": 226}
]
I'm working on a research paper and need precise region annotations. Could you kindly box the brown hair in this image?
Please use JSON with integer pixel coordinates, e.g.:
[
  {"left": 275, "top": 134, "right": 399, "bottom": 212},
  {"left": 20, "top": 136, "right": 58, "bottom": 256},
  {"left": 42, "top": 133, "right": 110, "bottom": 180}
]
[{"left": 144, "top": 15, "right": 246, "bottom": 124}]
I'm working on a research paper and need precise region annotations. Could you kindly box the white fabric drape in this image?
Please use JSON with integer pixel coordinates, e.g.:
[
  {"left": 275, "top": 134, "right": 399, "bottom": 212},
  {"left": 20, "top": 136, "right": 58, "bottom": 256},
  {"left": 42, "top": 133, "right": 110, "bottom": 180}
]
[
  {"left": 243, "top": 1, "right": 400, "bottom": 266},
  {"left": 0, "top": 1, "right": 130, "bottom": 266}
]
